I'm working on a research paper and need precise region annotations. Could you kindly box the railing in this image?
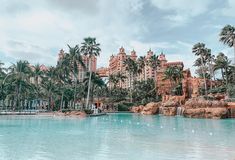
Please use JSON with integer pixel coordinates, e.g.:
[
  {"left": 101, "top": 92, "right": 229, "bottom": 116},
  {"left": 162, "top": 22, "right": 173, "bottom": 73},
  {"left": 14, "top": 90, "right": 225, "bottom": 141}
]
[{"left": 0, "top": 110, "right": 38, "bottom": 115}]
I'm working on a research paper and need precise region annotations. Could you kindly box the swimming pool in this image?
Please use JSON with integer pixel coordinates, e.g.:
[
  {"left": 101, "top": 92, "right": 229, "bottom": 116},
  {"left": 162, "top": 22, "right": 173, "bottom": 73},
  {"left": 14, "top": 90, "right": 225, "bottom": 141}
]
[{"left": 0, "top": 113, "right": 234, "bottom": 160}]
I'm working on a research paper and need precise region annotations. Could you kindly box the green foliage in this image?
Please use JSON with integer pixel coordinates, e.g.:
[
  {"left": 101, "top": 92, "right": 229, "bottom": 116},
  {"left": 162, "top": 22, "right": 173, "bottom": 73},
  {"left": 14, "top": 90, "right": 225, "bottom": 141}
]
[
  {"left": 164, "top": 66, "right": 184, "bottom": 95},
  {"left": 199, "top": 87, "right": 205, "bottom": 96},
  {"left": 84, "top": 109, "right": 93, "bottom": 114},
  {"left": 147, "top": 53, "right": 161, "bottom": 70},
  {"left": 172, "top": 83, "right": 183, "bottom": 96},
  {"left": 61, "top": 109, "right": 72, "bottom": 113},
  {"left": 0, "top": 38, "right": 104, "bottom": 111},
  {"left": 109, "top": 88, "right": 128, "bottom": 103},
  {"left": 132, "top": 79, "right": 158, "bottom": 105},
  {"left": 117, "top": 102, "right": 133, "bottom": 111},
  {"left": 219, "top": 25, "right": 235, "bottom": 48},
  {"left": 208, "top": 85, "right": 226, "bottom": 94},
  {"left": 108, "top": 72, "right": 126, "bottom": 88},
  {"left": 164, "top": 66, "right": 183, "bottom": 84},
  {"left": 227, "top": 84, "right": 235, "bottom": 98}
]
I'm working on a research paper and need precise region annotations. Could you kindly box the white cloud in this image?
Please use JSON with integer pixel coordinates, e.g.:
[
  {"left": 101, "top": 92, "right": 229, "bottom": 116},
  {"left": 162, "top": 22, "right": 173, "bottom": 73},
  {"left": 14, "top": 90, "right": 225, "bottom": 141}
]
[
  {"left": 0, "top": 0, "right": 146, "bottom": 67},
  {"left": 0, "top": 0, "right": 232, "bottom": 76},
  {"left": 222, "top": 0, "right": 235, "bottom": 17},
  {"left": 150, "top": 0, "right": 212, "bottom": 25},
  {"left": 128, "top": 40, "right": 176, "bottom": 54},
  {"left": 0, "top": 39, "right": 57, "bottom": 65}
]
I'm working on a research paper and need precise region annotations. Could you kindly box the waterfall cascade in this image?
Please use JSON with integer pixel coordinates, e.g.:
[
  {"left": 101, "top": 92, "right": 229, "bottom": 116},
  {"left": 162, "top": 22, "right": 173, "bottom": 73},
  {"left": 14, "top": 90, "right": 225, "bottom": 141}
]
[
  {"left": 176, "top": 106, "right": 184, "bottom": 116},
  {"left": 159, "top": 107, "right": 164, "bottom": 114}
]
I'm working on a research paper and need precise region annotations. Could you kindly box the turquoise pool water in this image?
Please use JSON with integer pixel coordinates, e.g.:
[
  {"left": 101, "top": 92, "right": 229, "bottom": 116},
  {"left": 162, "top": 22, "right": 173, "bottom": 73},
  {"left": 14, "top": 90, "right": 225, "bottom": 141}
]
[{"left": 0, "top": 113, "right": 234, "bottom": 160}]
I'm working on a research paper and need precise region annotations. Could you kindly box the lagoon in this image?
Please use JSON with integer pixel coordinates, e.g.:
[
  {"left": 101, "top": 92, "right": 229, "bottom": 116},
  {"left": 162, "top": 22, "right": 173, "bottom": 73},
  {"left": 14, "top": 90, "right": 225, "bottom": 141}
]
[{"left": 0, "top": 113, "right": 234, "bottom": 160}]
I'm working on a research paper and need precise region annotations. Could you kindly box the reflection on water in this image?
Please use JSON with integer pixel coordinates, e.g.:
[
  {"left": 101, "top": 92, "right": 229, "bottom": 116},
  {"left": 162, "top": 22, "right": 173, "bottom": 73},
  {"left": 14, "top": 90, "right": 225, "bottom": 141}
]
[{"left": 0, "top": 114, "right": 235, "bottom": 160}]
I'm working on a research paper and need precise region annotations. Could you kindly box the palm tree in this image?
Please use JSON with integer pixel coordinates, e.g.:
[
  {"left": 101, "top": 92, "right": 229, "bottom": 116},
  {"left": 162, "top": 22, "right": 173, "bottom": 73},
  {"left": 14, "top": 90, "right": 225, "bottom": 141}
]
[
  {"left": 8, "top": 61, "right": 32, "bottom": 110},
  {"left": 80, "top": 37, "right": 101, "bottom": 109},
  {"left": 41, "top": 67, "right": 57, "bottom": 110},
  {"left": 219, "top": 25, "right": 235, "bottom": 65},
  {"left": 108, "top": 72, "right": 126, "bottom": 89},
  {"left": 192, "top": 43, "right": 210, "bottom": 96},
  {"left": 147, "top": 53, "right": 161, "bottom": 98},
  {"left": 108, "top": 74, "right": 118, "bottom": 89},
  {"left": 31, "top": 64, "right": 45, "bottom": 106},
  {"left": 207, "top": 53, "right": 216, "bottom": 81},
  {"left": 41, "top": 79, "right": 56, "bottom": 111},
  {"left": 214, "top": 52, "right": 231, "bottom": 87},
  {"left": 164, "top": 66, "right": 183, "bottom": 95},
  {"left": 123, "top": 57, "right": 137, "bottom": 102},
  {"left": 67, "top": 45, "right": 85, "bottom": 109},
  {"left": 132, "top": 78, "right": 156, "bottom": 104},
  {"left": 137, "top": 56, "right": 146, "bottom": 81},
  {"left": 116, "top": 72, "right": 126, "bottom": 88},
  {"left": 0, "top": 61, "right": 6, "bottom": 105},
  {"left": 83, "top": 72, "right": 105, "bottom": 106},
  {"left": 0, "top": 61, "right": 6, "bottom": 76},
  {"left": 57, "top": 54, "right": 71, "bottom": 82},
  {"left": 31, "top": 64, "right": 44, "bottom": 86},
  {"left": 54, "top": 65, "right": 68, "bottom": 110}
]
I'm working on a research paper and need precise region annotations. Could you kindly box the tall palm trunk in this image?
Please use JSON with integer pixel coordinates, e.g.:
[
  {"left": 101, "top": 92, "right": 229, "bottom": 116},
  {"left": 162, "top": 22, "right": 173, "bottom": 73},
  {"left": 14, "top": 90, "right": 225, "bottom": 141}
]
[
  {"left": 35, "top": 76, "right": 40, "bottom": 108},
  {"left": 209, "top": 63, "right": 213, "bottom": 90},
  {"left": 19, "top": 81, "right": 22, "bottom": 110},
  {"left": 48, "top": 88, "right": 51, "bottom": 111},
  {"left": 169, "top": 78, "right": 174, "bottom": 95},
  {"left": 200, "top": 56, "right": 208, "bottom": 96},
  {"left": 234, "top": 42, "right": 235, "bottom": 66},
  {"left": 73, "top": 77, "right": 77, "bottom": 109},
  {"left": 233, "top": 43, "right": 235, "bottom": 81},
  {"left": 18, "top": 65, "right": 22, "bottom": 110},
  {"left": 144, "top": 66, "right": 146, "bottom": 81},
  {"left": 91, "top": 84, "right": 94, "bottom": 106},
  {"left": 15, "top": 85, "right": 19, "bottom": 110},
  {"left": 225, "top": 68, "right": 229, "bottom": 88},
  {"left": 129, "top": 73, "right": 132, "bottom": 103},
  {"left": 86, "top": 58, "right": 92, "bottom": 109},
  {"left": 221, "top": 69, "right": 225, "bottom": 81},
  {"left": 60, "top": 91, "right": 64, "bottom": 111},
  {"left": 225, "top": 67, "right": 230, "bottom": 97},
  {"left": 154, "top": 68, "right": 158, "bottom": 100},
  {"left": 213, "top": 70, "right": 216, "bottom": 81}
]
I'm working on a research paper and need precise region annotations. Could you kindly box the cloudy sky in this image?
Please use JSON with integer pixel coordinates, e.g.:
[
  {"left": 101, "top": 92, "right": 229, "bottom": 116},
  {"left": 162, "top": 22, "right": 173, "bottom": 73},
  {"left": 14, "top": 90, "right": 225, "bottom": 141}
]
[{"left": 0, "top": 0, "right": 234, "bottom": 74}]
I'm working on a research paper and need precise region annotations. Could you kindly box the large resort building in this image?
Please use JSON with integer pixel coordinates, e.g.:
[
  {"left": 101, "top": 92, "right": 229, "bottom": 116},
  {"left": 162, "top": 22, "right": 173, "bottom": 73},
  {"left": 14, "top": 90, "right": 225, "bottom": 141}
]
[
  {"left": 98, "top": 47, "right": 159, "bottom": 88},
  {"left": 97, "top": 46, "right": 203, "bottom": 99}
]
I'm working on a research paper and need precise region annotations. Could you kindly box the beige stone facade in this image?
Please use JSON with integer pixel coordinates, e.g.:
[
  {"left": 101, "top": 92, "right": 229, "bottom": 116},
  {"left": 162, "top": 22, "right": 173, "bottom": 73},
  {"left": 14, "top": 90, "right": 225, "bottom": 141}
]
[{"left": 104, "top": 47, "right": 158, "bottom": 88}]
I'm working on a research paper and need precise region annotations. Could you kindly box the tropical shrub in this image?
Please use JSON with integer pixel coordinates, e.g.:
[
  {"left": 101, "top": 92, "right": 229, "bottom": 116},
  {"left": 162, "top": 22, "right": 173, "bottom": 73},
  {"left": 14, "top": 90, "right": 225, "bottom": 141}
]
[
  {"left": 84, "top": 109, "right": 93, "bottom": 114},
  {"left": 117, "top": 102, "right": 133, "bottom": 111},
  {"left": 227, "top": 84, "right": 235, "bottom": 98},
  {"left": 208, "top": 85, "right": 226, "bottom": 94},
  {"left": 132, "top": 79, "right": 157, "bottom": 105}
]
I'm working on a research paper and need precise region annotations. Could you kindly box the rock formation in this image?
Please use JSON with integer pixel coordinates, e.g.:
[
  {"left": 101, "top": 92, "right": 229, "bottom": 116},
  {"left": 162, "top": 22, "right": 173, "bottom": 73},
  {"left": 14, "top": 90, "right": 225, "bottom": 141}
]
[
  {"left": 130, "top": 105, "right": 144, "bottom": 113},
  {"left": 183, "top": 98, "right": 228, "bottom": 119},
  {"left": 130, "top": 102, "right": 161, "bottom": 115},
  {"left": 140, "top": 102, "right": 160, "bottom": 115},
  {"left": 161, "top": 99, "right": 179, "bottom": 116}
]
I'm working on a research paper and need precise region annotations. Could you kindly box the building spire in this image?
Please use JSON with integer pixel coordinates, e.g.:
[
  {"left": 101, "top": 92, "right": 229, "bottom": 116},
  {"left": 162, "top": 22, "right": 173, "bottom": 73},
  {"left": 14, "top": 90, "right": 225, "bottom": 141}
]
[{"left": 119, "top": 46, "right": 125, "bottom": 53}]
